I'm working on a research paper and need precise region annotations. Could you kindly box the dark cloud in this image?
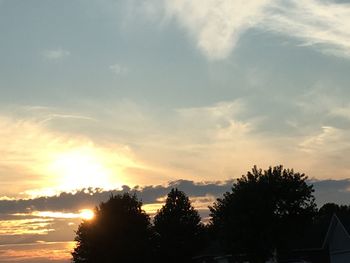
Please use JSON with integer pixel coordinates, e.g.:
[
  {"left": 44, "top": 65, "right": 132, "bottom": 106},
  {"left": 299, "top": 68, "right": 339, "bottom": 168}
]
[
  {"left": 0, "top": 180, "right": 234, "bottom": 215},
  {"left": 0, "top": 180, "right": 234, "bottom": 246},
  {"left": 312, "top": 179, "right": 350, "bottom": 206},
  {"left": 0, "top": 179, "right": 350, "bottom": 217}
]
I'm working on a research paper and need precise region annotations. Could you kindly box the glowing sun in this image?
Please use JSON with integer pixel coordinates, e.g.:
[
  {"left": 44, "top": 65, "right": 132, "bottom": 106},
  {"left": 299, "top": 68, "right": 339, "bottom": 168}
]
[
  {"left": 49, "top": 147, "right": 113, "bottom": 190},
  {"left": 80, "top": 209, "right": 95, "bottom": 220}
]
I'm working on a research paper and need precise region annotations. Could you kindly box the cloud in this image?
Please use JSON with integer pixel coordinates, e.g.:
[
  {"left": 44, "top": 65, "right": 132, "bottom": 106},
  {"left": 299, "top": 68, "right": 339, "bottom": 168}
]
[
  {"left": 264, "top": 0, "right": 350, "bottom": 58},
  {"left": 1, "top": 98, "right": 350, "bottom": 199},
  {"left": 164, "top": 0, "right": 272, "bottom": 59},
  {"left": 129, "top": 0, "right": 350, "bottom": 59},
  {"left": 312, "top": 179, "right": 350, "bottom": 205},
  {"left": 299, "top": 126, "right": 344, "bottom": 153},
  {"left": 115, "top": 100, "right": 282, "bottom": 182},
  {"left": 42, "top": 49, "right": 70, "bottom": 60},
  {"left": 0, "top": 180, "right": 234, "bottom": 246},
  {"left": 294, "top": 125, "right": 350, "bottom": 180},
  {"left": 0, "top": 180, "right": 234, "bottom": 216},
  {"left": 2, "top": 178, "right": 350, "bottom": 218},
  {"left": 175, "top": 100, "right": 251, "bottom": 140},
  {"left": 83, "top": 0, "right": 350, "bottom": 59},
  {"left": 0, "top": 109, "right": 146, "bottom": 197},
  {"left": 109, "top": 63, "right": 129, "bottom": 75},
  {"left": 330, "top": 104, "right": 350, "bottom": 121},
  {"left": 0, "top": 242, "right": 74, "bottom": 263}
]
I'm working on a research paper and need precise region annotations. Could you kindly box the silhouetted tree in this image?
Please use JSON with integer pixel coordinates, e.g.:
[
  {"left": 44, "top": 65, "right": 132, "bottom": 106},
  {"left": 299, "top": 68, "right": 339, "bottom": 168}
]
[
  {"left": 318, "top": 203, "right": 350, "bottom": 217},
  {"left": 210, "top": 165, "right": 317, "bottom": 263},
  {"left": 72, "top": 193, "right": 154, "bottom": 263},
  {"left": 153, "top": 188, "right": 203, "bottom": 263}
]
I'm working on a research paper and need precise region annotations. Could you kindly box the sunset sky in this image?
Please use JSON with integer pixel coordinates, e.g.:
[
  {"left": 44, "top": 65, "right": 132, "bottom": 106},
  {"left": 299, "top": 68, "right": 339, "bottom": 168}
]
[{"left": 1, "top": 0, "right": 350, "bottom": 262}]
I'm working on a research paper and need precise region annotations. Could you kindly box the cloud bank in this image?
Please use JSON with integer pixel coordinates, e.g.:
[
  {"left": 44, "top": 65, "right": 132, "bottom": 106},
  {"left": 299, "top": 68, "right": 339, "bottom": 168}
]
[{"left": 1, "top": 178, "right": 349, "bottom": 218}]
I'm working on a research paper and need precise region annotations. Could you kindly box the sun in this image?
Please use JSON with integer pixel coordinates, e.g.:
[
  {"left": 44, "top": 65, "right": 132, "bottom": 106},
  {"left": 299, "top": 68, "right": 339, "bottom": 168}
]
[
  {"left": 80, "top": 209, "right": 95, "bottom": 220},
  {"left": 48, "top": 146, "right": 114, "bottom": 191}
]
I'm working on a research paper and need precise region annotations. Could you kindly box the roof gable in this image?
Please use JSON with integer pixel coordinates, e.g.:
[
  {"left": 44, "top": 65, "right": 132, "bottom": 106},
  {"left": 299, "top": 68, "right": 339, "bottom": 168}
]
[{"left": 324, "top": 214, "right": 350, "bottom": 252}]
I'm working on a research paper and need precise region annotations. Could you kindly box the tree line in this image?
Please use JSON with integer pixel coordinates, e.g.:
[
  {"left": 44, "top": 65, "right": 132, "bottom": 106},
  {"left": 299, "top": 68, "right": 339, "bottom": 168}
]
[{"left": 71, "top": 165, "right": 348, "bottom": 263}]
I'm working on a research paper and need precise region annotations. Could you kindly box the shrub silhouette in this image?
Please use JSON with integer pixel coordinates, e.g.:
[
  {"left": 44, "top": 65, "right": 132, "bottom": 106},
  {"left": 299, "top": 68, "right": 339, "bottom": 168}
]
[{"left": 72, "top": 193, "right": 154, "bottom": 263}]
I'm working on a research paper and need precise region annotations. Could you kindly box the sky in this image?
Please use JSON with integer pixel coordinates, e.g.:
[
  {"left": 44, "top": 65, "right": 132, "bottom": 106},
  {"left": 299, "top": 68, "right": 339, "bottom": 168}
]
[{"left": 1, "top": 0, "right": 350, "bottom": 262}]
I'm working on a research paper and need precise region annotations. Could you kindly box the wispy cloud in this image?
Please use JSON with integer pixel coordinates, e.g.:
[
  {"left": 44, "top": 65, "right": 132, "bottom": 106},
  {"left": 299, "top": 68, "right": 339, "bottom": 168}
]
[
  {"left": 0, "top": 242, "right": 75, "bottom": 263},
  {"left": 264, "top": 0, "right": 350, "bottom": 58},
  {"left": 0, "top": 109, "right": 144, "bottom": 197},
  {"left": 299, "top": 126, "right": 345, "bottom": 153},
  {"left": 164, "top": 0, "right": 272, "bottom": 59},
  {"left": 89, "top": 0, "right": 350, "bottom": 59},
  {"left": 0, "top": 218, "right": 54, "bottom": 236},
  {"left": 1, "top": 98, "right": 350, "bottom": 198},
  {"left": 132, "top": 0, "right": 350, "bottom": 59},
  {"left": 109, "top": 63, "right": 129, "bottom": 75},
  {"left": 42, "top": 48, "right": 70, "bottom": 60}
]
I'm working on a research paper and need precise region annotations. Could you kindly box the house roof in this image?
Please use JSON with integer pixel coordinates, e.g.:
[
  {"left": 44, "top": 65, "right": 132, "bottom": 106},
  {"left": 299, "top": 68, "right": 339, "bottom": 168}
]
[
  {"left": 292, "top": 214, "right": 333, "bottom": 250},
  {"left": 335, "top": 213, "right": 350, "bottom": 237},
  {"left": 292, "top": 213, "right": 350, "bottom": 251}
]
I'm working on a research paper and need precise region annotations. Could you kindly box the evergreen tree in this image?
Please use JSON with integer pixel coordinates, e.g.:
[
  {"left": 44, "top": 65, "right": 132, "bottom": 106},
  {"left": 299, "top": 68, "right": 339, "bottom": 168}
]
[{"left": 154, "top": 188, "right": 203, "bottom": 263}]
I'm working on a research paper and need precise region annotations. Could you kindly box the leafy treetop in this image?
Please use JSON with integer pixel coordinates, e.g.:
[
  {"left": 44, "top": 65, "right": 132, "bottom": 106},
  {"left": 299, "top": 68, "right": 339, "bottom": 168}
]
[{"left": 210, "top": 165, "right": 317, "bottom": 263}]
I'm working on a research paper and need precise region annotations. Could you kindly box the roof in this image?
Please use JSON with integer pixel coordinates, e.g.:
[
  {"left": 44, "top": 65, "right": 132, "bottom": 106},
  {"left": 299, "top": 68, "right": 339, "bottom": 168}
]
[
  {"left": 335, "top": 213, "right": 350, "bottom": 237},
  {"left": 292, "top": 214, "right": 333, "bottom": 250},
  {"left": 292, "top": 213, "right": 350, "bottom": 251}
]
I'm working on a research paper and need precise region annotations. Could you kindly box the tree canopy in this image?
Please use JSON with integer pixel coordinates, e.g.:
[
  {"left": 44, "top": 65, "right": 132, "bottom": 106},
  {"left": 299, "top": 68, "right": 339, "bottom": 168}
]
[
  {"left": 209, "top": 165, "right": 317, "bottom": 263},
  {"left": 72, "top": 193, "right": 154, "bottom": 263},
  {"left": 318, "top": 202, "right": 350, "bottom": 217},
  {"left": 153, "top": 188, "right": 203, "bottom": 263}
]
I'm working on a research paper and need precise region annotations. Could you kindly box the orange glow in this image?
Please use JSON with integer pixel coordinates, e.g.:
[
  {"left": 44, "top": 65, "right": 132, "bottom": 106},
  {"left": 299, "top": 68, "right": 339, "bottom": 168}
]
[
  {"left": 33, "top": 211, "right": 79, "bottom": 219},
  {"left": 48, "top": 147, "right": 113, "bottom": 190},
  {"left": 0, "top": 242, "right": 75, "bottom": 262},
  {"left": 79, "top": 209, "right": 94, "bottom": 220},
  {"left": 0, "top": 218, "right": 54, "bottom": 235},
  {"left": 142, "top": 203, "right": 163, "bottom": 216},
  {"left": 14, "top": 209, "right": 95, "bottom": 220}
]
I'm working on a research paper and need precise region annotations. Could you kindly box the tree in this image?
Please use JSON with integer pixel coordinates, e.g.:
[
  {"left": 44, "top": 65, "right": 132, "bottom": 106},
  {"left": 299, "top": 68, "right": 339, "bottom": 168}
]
[
  {"left": 153, "top": 188, "right": 203, "bottom": 263},
  {"left": 72, "top": 193, "right": 154, "bottom": 263},
  {"left": 318, "top": 203, "right": 350, "bottom": 217},
  {"left": 209, "top": 165, "right": 317, "bottom": 263}
]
